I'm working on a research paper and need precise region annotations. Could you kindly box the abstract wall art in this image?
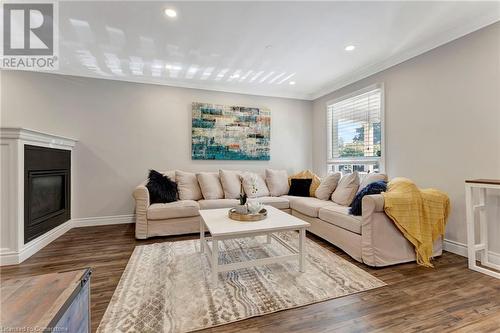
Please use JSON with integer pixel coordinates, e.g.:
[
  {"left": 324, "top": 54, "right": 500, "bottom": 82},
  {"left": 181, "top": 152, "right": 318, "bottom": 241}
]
[{"left": 192, "top": 102, "right": 271, "bottom": 160}]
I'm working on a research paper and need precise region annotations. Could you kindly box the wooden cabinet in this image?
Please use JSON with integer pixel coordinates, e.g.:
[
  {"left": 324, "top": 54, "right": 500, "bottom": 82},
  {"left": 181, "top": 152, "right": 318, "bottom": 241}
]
[{"left": 1, "top": 269, "right": 91, "bottom": 332}]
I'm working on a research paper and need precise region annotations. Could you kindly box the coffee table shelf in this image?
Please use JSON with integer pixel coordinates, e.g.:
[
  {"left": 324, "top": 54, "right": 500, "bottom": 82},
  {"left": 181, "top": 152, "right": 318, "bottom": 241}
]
[{"left": 199, "top": 206, "right": 310, "bottom": 286}]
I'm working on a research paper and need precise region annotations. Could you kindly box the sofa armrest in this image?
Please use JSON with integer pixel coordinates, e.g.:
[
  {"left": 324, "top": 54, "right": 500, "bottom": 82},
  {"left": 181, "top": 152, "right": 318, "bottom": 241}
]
[
  {"left": 361, "top": 194, "right": 385, "bottom": 216},
  {"left": 133, "top": 182, "right": 150, "bottom": 239},
  {"left": 361, "top": 194, "right": 442, "bottom": 266}
]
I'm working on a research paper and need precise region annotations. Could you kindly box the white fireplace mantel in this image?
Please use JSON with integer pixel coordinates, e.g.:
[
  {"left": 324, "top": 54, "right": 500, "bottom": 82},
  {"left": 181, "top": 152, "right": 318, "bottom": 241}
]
[{"left": 0, "top": 128, "right": 78, "bottom": 266}]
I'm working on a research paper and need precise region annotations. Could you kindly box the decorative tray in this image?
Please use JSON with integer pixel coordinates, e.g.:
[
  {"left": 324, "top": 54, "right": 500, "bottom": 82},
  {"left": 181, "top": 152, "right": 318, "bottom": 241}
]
[{"left": 228, "top": 208, "right": 267, "bottom": 222}]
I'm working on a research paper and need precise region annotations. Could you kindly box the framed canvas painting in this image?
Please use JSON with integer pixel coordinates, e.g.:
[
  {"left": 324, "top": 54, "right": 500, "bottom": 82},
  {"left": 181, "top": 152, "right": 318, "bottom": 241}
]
[{"left": 192, "top": 102, "right": 270, "bottom": 160}]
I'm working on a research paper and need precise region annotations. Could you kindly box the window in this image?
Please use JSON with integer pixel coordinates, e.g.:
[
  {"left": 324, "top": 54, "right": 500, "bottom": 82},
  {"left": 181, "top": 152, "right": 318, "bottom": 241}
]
[{"left": 327, "top": 85, "right": 384, "bottom": 175}]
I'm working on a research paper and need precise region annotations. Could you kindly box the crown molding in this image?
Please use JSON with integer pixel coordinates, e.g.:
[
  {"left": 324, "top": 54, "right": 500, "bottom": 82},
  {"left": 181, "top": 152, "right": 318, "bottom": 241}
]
[
  {"left": 311, "top": 15, "right": 500, "bottom": 100},
  {"left": 26, "top": 70, "right": 312, "bottom": 101}
]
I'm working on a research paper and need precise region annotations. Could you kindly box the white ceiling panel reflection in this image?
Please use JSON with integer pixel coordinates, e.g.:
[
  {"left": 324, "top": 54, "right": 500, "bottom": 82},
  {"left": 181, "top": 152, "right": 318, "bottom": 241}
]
[{"left": 49, "top": 2, "right": 500, "bottom": 99}]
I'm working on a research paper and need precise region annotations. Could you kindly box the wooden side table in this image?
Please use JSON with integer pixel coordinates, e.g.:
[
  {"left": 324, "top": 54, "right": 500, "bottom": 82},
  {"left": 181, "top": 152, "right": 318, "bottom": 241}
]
[
  {"left": 465, "top": 179, "right": 500, "bottom": 279},
  {"left": 1, "top": 268, "right": 92, "bottom": 332}
]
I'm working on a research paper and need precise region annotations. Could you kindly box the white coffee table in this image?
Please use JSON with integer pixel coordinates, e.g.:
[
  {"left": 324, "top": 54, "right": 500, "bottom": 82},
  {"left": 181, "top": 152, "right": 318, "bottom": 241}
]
[{"left": 199, "top": 205, "right": 310, "bottom": 285}]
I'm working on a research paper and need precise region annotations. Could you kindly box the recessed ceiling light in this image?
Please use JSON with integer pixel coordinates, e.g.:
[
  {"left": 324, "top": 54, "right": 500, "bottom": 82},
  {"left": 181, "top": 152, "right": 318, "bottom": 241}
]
[
  {"left": 230, "top": 74, "right": 240, "bottom": 79},
  {"left": 164, "top": 8, "right": 177, "bottom": 18},
  {"left": 289, "top": 81, "right": 296, "bottom": 85},
  {"left": 345, "top": 45, "right": 355, "bottom": 51}
]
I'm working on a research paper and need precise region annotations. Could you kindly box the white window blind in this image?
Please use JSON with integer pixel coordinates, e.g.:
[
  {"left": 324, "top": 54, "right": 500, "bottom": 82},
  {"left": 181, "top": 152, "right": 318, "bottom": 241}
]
[{"left": 327, "top": 86, "right": 383, "bottom": 174}]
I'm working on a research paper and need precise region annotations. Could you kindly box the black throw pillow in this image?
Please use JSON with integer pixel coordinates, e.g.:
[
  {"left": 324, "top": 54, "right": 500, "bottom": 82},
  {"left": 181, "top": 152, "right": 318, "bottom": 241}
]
[
  {"left": 146, "top": 170, "right": 178, "bottom": 204},
  {"left": 349, "top": 180, "right": 387, "bottom": 216},
  {"left": 288, "top": 178, "right": 313, "bottom": 197}
]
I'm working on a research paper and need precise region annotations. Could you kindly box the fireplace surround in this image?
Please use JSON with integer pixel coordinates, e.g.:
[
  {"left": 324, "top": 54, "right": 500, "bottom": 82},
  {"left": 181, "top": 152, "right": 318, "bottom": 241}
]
[
  {"left": 24, "top": 145, "right": 71, "bottom": 243},
  {"left": 1, "top": 128, "right": 77, "bottom": 265}
]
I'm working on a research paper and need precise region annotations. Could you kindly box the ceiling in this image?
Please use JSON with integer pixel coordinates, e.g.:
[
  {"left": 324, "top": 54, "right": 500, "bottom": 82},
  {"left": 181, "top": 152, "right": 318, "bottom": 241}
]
[{"left": 47, "top": 1, "right": 500, "bottom": 100}]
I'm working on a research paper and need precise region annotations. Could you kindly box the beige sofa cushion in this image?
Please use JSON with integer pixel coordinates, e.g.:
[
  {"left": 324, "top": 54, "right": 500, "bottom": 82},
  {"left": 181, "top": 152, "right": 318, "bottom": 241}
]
[
  {"left": 358, "top": 173, "right": 388, "bottom": 193},
  {"left": 319, "top": 204, "right": 362, "bottom": 234},
  {"left": 175, "top": 171, "right": 203, "bottom": 201},
  {"left": 289, "top": 197, "right": 332, "bottom": 218},
  {"left": 253, "top": 196, "right": 290, "bottom": 210},
  {"left": 198, "top": 199, "right": 239, "bottom": 210},
  {"left": 265, "top": 169, "right": 289, "bottom": 197},
  {"left": 331, "top": 172, "right": 360, "bottom": 206},
  {"left": 219, "top": 170, "right": 242, "bottom": 199},
  {"left": 315, "top": 173, "right": 341, "bottom": 200},
  {"left": 280, "top": 195, "right": 302, "bottom": 202},
  {"left": 196, "top": 172, "right": 224, "bottom": 199},
  {"left": 241, "top": 172, "right": 270, "bottom": 198},
  {"left": 147, "top": 200, "right": 200, "bottom": 220}
]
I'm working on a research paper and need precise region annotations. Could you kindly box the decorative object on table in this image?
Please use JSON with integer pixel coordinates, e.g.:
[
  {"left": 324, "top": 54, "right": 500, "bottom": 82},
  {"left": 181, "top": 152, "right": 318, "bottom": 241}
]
[
  {"left": 246, "top": 200, "right": 264, "bottom": 214},
  {"left": 289, "top": 170, "right": 321, "bottom": 196},
  {"left": 349, "top": 180, "right": 387, "bottom": 216},
  {"left": 465, "top": 179, "right": 500, "bottom": 279},
  {"left": 228, "top": 207, "right": 267, "bottom": 221},
  {"left": 97, "top": 235, "right": 385, "bottom": 333},
  {"left": 288, "top": 178, "right": 313, "bottom": 197},
  {"left": 383, "top": 177, "right": 450, "bottom": 267},
  {"left": 234, "top": 191, "right": 248, "bottom": 214},
  {"left": 192, "top": 102, "right": 270, "bottom": 160},
  {"left": 146, "top": 169, "right": 178, "bottom": 204}
]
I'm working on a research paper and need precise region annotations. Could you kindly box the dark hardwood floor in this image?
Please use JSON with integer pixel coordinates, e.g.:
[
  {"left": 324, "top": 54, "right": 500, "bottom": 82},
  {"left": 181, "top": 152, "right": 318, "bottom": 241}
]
[{"left": 1, "top": 224, "right": 499, "bottom": 332}]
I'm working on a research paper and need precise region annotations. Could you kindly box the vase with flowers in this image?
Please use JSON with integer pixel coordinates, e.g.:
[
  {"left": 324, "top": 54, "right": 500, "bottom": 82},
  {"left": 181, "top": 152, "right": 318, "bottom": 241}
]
[
  {"left": 246, "top": 174, "right": 263, "bottom": 214},
  {"left": 234, "top": 183, "right": 248, "bottom": 214}
]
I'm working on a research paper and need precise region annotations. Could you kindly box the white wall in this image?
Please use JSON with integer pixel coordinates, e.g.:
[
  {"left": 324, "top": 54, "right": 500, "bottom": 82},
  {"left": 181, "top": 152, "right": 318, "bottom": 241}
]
[
  {"left": 1, "top": 22, "right": 498, "bottom": 256},
  {"left": 1, "top": 72, "right": 312, "bottom": 218},
  {"left": 312, "top": 22, "right": 500, "bottom": 252}
]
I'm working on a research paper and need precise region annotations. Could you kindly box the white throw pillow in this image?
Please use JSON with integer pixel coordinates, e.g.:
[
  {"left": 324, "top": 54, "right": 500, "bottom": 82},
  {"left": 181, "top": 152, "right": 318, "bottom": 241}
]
[
  {"left": 241, "top": 172, "right": 270, "bottom": 198},
  {"left": 175, "top": 170, "right": 203, "bottom": 201},
  {"left": 265, "top": 169, "right": 289, "bottom": 197},
  {"left": 219, "top": 170, "right": 242, "bottom": 199},
  {"left": 331, "top": 172, "right": 360, "bottom": 206},
  {"left": 358, "top": 173, "right": 388, "bottom": 193},
  {"left": 315, "top": 173, "right": 341, "bottom": 200},
  {"left": 196, "top": 172, "right": 224, "bottom": 200}
]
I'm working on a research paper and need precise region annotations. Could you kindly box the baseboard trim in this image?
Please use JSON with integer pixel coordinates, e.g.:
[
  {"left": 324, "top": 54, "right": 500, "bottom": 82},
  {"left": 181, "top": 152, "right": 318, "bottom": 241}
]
[
  {"left": 444, "top": 238, "right": 500, "bottom": 265},
  {"left": 71, "top": 214, "right": 135, "bottom": 228},
  {"left": 0, "top": 250, "right": 23, "bottom": 266},
  {"left": 1, "top": 214, "right": 135, "bottom": 266},
  {"left": 443, "top": 239, "right": 468, "bottom": 257},
  {"left": 0, "top": 219, "right": 73, "bottom": 266}
]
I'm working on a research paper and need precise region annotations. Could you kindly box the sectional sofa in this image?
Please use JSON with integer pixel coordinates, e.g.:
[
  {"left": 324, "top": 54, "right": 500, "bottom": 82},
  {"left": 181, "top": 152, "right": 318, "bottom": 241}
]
[{"left": 133, "top": 169, "right": 442, "bottom": 267}]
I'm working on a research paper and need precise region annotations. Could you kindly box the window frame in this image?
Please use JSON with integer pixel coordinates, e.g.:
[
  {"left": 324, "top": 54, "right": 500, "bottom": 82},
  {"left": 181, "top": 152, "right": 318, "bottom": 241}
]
[{"left": 325, "top": 83, "right": 386, "bottom": 175}]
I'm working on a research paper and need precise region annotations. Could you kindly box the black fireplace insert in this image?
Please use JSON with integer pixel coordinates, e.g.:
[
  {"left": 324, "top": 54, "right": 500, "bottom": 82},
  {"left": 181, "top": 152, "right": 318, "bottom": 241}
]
[{"left": 24, "top": 145, "right": 70, "bottom": 243}]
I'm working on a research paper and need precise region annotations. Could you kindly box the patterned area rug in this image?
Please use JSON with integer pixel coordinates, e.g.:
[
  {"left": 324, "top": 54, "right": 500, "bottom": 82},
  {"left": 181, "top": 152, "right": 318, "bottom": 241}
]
[{"left": 97, "top": 233, "right": 385, "bottom": 333}]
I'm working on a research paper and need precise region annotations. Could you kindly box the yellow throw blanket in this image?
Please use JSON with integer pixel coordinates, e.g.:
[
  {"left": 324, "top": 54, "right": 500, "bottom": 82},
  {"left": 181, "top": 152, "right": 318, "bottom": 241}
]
[{"left": 383, "top": 177, "right": 450, "bottom": 267}]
